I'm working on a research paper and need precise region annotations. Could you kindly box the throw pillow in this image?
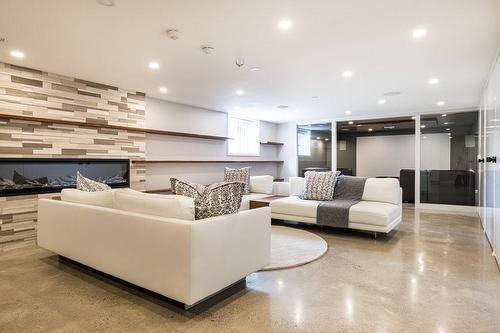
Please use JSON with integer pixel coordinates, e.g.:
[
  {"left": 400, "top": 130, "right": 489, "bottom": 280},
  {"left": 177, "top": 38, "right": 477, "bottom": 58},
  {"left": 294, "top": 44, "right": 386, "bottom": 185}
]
[
  {"left": 170, "top": 178, "right": 245, "bottom": 219},
  {"left": 224, "top": 167, "right": 250, "bottom": 194},
  {"left": 76, "top": 171, "right": 111, "bottom": 192},
  {"left": 300, "top": 171, "right": 340, "bottom": 201}
]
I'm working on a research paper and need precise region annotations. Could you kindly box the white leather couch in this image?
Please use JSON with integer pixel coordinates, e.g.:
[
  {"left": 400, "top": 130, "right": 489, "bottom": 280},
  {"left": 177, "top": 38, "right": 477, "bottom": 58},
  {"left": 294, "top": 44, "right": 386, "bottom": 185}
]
[
  {"left": 269, "top": 177, "right": 402, "bottom": 234},
  {"left": 240, "top": 175, "right": 282, "bottom": 210},
  {"left": 37, "top": 188, "right": 271, "bottom": 308}
]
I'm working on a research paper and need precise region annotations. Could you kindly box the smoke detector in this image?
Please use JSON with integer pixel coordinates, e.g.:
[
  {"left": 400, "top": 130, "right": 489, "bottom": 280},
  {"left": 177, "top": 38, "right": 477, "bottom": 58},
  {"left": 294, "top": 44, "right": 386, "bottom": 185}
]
[
  {"left": 201, "top": 46, "right": 215, "bottom": 54},
  {"left": 166, "top": 29, "right": 181, "bottom": 40}
]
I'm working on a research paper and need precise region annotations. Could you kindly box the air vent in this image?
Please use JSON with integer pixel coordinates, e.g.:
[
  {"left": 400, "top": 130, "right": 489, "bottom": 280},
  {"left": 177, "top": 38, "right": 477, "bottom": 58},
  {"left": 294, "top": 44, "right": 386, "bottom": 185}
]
[
  {"left": 383, "top": 91, "right": 401, "bottom": 96},
  {"left": 277, "top": 105, "right": 289, "bottom": 109}
]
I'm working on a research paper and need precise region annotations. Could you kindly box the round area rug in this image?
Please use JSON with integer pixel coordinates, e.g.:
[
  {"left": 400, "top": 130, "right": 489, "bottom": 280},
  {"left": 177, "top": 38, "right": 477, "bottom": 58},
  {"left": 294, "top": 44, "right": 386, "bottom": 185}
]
[{"left": 260, "top": 225, "right": 328, "bottom": 271}]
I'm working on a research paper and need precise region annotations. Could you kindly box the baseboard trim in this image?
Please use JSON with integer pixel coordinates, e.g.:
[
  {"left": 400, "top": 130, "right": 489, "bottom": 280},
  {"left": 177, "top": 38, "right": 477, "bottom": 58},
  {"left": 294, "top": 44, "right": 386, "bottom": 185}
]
[{"left": 418, "top": 203, "right": 479, "bottom": 216}]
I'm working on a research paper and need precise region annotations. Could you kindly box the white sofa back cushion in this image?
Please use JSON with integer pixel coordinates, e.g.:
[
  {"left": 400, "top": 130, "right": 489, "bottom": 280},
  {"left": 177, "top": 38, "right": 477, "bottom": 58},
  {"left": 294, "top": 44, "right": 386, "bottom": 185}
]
[
  {"left": 250, "top": 175, "right": 274, "bottom": 194},
  {"left": 362, "top": 178, "right": 400, "bottom": 205},
  {"left": 290, "top": 177, "right": 305, "bottom": 196},
  {"left": 114, "top": 189, "right": 195, "bottom": 220},
  {"left": 61, "top": 188, "right": 115, "bottom": 208}
]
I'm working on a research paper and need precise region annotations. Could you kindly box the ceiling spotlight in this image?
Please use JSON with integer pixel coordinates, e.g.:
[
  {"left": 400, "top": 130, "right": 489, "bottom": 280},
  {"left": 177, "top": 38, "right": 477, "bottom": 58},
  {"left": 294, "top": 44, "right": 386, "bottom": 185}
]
[
  {"left": 159, "top": 87, "right": 168, "bottom": 93},
  {"left": 412, "top": 28, "right": 428, "bottom": 39},
  {"left": 428, "top": 78, "right": 439, "bottom": 85},
  {"left": 250, "top": 67, "right": 261, "bottom": 72},
  {"left": 10, "top": 50, "right": 25, "bottom": 59},
  {"left": 165, "top": 29, "right": 181, "bottom": 40},
  {"left": 348, "top": 121, "right": 354, "bottom": 125},
  {"left": 444, "top": 122, "right": 449, "bottom": 125},
  {"left": 446, "top": 128, "right": 450, "bottom": 131},
  {"left": 368, "top": 128, "right": 373, "bottom": 132},
  {"left": 378, "top": 99, "right": 386, "bottom": 104},
  {"left": 421, "top": 125, "right": 426, "bottom": 128},
  {"left": 97, "top": 0, "right": 115, "bottom": 6},
  {"left": 411, "top": 116, "right": 417, "bottom": 120},
  {"left": 449, "top": 136, "right": 453, "bottom": 139},
  {"left": 148, "top": 61, "right": 160, "bottom": 70},
  {"left": 437, "top": 101, "right": 445, "bottom": 107},
  {"left": 325, "top": 138, "right": 329, "bottom": 141},
  {"left": 342, "top": 70, "right": 353, "bottom": 78},
  {"left": 345, "top": 110, "right": 352, "bottom": 115},
  {"left": 236, "top": 89, "right": 244, "bottom": 96},
  {"left": 278, "top": 19, "right": 293, "bottom": 30},
  {"left": 316, "top": 137, "right": 321, "bottom": 140}
]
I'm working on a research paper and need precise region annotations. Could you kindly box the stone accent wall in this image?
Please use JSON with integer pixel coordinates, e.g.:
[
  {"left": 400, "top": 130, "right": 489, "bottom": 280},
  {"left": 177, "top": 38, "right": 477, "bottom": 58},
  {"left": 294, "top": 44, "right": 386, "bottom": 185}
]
[{"left": 0, "top": 62, "right": 146, "bottom": 251}]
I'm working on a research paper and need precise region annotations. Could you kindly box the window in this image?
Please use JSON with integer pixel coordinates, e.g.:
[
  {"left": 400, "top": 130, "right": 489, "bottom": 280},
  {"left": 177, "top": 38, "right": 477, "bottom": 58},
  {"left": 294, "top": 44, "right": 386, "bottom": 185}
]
[
  {"left": 228, "top": 116, "right": 260, "bottom": 156},
  {"left": 297, "top": 130, "right": 311, "bottom": 156}
]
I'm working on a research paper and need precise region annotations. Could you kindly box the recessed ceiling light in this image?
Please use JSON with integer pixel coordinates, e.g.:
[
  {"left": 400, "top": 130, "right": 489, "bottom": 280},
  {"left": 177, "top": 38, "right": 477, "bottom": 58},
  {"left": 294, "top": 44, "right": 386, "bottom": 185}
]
[
  {"left": 159, "top": 87, "right": 168, "bottom": 93},
  {"left": 348, "top": 121, "right": 354, "bottom": 125},
  {"left": 97, "top": 0, "right": 115, "bottom": 6},
  {"left": 449, "top": 136, "right": 453, "bottom": 139},
  {"left": 316, "top": 137, "right": 321, "bottom": 140},
  {"left": 342, "top": 70, "right": 353, "bottom": 78},
  {"left": 448, "top": 133, "right": 451, "bottom": 136},
  {"left": 325, "top": 138, "right": 329, "bottom": 141},
  {"left": 412, "top": 28, "right": 428, "bottom": 39},
  {"left": 148, "top": 61, "right": 160, "bottom": 70},
  {"left": 444, "top": 122, "right": 449, "bottom": 125},
  {"left": 278, "top": 19, "right": 293, "bottom": 30},
  {"left": 421, "top": 125, "right": 426, "bottom": 128},
  {"left": 411, "top": 116, "right": 417, "bottom": 120},
  {"left": 428, "top": 78, "right": 439, "bottom": 85},
  {"left": 384, "top": 126, "right": 396, "bottom": 129},
  {"left": 446, "top": 128, "right": 450, "bottom": 131},
  {"left": 250, "top": 67, "right": 261, "bottom": 72},
  {"left": 378, "top": 99, "right": 386, "bottom": 104},
  {"left": 368, "top": 128, "right": 373, "bottom": 132},
  {"left": 437, "top": 101, "right": 445, "bottom": 107},
  {"left": 345, "top": 110, "right": 352, "bottom": 115},
  {"left": 10, "top": 50, "right": 25, "bottom": 59},
  {"left": 236, "top": 89, "right": 245, "bottom": 96}
]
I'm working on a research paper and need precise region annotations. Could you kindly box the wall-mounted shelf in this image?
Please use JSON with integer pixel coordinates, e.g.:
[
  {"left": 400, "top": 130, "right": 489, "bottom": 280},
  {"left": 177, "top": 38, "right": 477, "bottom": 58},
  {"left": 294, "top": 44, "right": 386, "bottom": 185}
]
[
  {"left": 0, "top": 114, "right": 231, "bottom": 141},
  {"left": 260, "top": 141, "right": 284, "bottom": 146},
  {"left": 132, "top": 160, "right": 284, "bottom": 164}
]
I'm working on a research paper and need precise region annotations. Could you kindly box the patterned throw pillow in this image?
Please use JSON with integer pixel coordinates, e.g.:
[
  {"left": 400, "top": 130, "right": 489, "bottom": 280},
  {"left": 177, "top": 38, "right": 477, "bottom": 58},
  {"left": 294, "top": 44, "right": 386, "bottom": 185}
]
[
  {"left": 170, "top": 178, "right": 245, "bottom": 220},
  {"left": 300, "top": 171, "right": 340, "bottom": 201},
  {"left": 224, "top": 167, "right": 250, "bottom": 194},
  {"left": 76, "top": 171, "right": 111, "bottom": 192}
]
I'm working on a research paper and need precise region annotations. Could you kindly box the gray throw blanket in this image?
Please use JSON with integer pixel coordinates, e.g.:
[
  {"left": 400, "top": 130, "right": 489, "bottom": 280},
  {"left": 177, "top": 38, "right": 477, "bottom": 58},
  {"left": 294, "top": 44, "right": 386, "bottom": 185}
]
[{"left": 317, "top": 176, "right": 367, "bottom": 228}]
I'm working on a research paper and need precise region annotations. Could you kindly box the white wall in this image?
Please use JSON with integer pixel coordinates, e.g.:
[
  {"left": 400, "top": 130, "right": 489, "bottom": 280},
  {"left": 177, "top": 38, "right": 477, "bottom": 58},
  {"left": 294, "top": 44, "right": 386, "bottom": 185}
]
[
  {"left": 356, "top": 135, "right": 415, "bottom": 178},
  {"left": 145, "top": 98, "right": 280, "bottom": 190},
  {"left": 420, "top": 133, "right": 451, "bottom": 170},
  {"left": 276, "top": 122, "right": 298, "bottom": 180}
]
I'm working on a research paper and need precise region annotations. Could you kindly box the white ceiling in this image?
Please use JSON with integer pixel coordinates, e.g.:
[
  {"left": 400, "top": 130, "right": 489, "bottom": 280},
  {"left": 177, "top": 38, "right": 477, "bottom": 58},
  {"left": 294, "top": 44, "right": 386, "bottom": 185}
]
[{"left": 1, "top": 0, "right": 499, "bottom": 123}]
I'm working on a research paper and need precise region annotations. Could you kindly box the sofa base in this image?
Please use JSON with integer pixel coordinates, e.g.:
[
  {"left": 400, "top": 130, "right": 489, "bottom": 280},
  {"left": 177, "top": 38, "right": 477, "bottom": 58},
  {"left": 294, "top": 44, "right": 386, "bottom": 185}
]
[{"left": 58, "top": 256, "right": 247, "bottom": 312}]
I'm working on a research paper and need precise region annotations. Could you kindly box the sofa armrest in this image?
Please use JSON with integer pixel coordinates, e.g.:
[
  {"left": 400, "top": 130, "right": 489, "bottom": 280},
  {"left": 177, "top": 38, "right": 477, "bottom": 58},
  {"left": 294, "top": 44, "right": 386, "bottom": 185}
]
[
  {"left": 273, "top": 182, "right": 290, "bottom": 196},
  {"left": 188, "top": 207, "right": 271, "bottom": 305}
]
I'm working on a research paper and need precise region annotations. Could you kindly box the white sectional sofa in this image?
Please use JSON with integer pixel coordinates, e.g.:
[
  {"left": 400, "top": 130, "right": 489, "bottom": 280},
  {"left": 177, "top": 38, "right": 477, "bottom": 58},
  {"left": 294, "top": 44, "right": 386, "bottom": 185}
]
[
  {"left": 37, "top": 189, "right": 271, "bottom": 309},
  {"left": 269, "top": 177, "right": 402, "bottom": 234},
  {"left": 240, "top": 175, "right": 277, "bottom": 210}
]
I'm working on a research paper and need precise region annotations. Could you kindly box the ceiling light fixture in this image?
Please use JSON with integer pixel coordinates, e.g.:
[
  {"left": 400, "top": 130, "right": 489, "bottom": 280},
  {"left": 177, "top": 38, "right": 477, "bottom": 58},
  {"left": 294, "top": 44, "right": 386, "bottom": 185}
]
[
  {"left": 437, "top": 101, "right": 445, "bottom": 107},
  {"left": 342, "top": 70, "right": 353, "bottom": 78},
  {"left": 345, "top": 110, "right": 352, "bottom": 115},
  {"left": 165, "top": 29, "right": 181, "bottom": 40},
  {"left": 348, "top": 121, "right": 354, "bottom": 125},
  {"left": 421, "top": 125, "right": 426, "bottom": 128},
  {"left": 411, "top": 116, "right": 417, "bottom": 120},
  {"left": 378, "top": 99, "right": 386, "bottom": 104},
  {"left": 278, "top": 19, "right": 293, "bottom": 30},
  {"left": 250, "top": 67, "right": 261, "bottom": 72},
  {"left": 159, "top": 87, "right": 168, "bottom": 93},
  {"left": 444, "top": 122, "right": 449, "bottom": 125},
  {"left": 368, "top": 128, "right": 373, "bottom": 132},
  {"left": 148, "top": 61, "right": 160, "bottom": 70},
  {"left": 446, "top": 128, "right": 450, "bottom": 131},
  {"left": 316, "top": 137, "right": 321, "bottom": 140},
  {"left": 325, "top": 138, "right": 329, "bottom": 141},
  {"left": 412, "top": 28, "right": 428, "bottom": 39},
  {"left": 428, "top": 78, "right": 439, "bottom": 85},
  {"left": 236, "top": 89, "right": 244, "bottom": 96},
  {"left": 10, "top": 50, "right": 25, "bottom": 59}
]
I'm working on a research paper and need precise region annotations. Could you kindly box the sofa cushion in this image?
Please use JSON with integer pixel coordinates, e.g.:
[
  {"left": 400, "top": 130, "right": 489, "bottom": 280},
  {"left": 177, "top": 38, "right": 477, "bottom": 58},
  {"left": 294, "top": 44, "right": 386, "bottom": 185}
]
[
  {"left": 61, "top": 188, "right": 114, "bottom": 208},
  {"left": 114, "top": 189, "right": 195, "bottom": 220},
  {"left": 76, "top": 171, "right": 111, "bottom": 191},
  {"left": 249, "top": 175, "right": 274, "bottom": 194},
  {"left": 224, "top": 167, "right": 250, "bottom": 194},
  {"left": 269, "top": 196, "right": 321, "bottom": 218},
  {"left": 290, "top": 177, "right": 305, "bottom": 196},
  {"left": 301, "top": 171, "right": 340, "bottom": 201},
  {"left": 349, "top": 201, "right": 400, "bottom": 226},
  {"left": 362, "top": 178, "right": 400, "bottom": 205}
]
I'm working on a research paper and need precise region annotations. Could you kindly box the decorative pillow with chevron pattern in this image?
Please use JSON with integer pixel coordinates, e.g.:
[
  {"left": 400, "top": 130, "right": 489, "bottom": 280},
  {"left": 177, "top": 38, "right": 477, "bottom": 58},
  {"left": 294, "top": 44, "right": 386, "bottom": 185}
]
[{"left": 300, "top": 171, "right": 340, "bottom": 201}]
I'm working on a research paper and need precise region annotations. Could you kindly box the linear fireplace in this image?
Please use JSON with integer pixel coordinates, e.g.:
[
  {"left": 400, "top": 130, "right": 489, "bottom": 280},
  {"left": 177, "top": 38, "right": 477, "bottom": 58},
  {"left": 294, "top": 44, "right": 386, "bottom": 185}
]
[{"left": 0, "top": 158, "right": 130, "bottom": 196}]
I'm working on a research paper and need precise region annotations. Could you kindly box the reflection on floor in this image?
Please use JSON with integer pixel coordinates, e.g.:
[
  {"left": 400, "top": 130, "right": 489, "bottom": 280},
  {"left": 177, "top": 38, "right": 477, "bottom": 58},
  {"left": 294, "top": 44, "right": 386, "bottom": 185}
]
[{"left": 1, "top": 208, "right": 499, "bottom": 332}]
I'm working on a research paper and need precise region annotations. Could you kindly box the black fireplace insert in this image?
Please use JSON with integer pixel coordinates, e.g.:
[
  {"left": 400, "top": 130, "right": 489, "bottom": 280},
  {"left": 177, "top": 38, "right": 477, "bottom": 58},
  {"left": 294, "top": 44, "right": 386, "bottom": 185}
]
[{"left": 0, "top": 158, "right": 130, "bottom": 196}]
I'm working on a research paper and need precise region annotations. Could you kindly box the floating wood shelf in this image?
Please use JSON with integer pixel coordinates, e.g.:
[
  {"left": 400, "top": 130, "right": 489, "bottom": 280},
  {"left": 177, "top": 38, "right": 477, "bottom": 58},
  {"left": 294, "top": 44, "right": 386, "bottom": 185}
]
[
  {"left": 0, "top": 114, "right": 231, "bottom": 141},
  {"left": 260, "top": 141, "right": 284, "bottom": 146},
  {"left": 132, "top": 160, "right": 284, "bottom": 164}
]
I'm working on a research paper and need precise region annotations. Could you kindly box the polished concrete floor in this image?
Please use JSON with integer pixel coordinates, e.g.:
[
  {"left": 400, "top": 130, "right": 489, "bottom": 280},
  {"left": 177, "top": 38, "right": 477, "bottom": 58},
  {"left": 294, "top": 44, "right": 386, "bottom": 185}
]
[{"left": 1, "top": 208, "right": 500, "bottom": 333}]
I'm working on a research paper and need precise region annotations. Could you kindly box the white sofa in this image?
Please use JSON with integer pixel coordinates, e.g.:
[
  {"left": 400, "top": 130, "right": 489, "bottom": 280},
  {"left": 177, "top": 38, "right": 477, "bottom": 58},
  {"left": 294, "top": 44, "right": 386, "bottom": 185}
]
[
  {"left": 37, "top": 189, "right": 271, "bottom": 308},
  {"left": 269, "top": 177, "right": 402, "bottom": 234},
  {"left": 240, "top": 175, "right": 280, "bottom": 210}
]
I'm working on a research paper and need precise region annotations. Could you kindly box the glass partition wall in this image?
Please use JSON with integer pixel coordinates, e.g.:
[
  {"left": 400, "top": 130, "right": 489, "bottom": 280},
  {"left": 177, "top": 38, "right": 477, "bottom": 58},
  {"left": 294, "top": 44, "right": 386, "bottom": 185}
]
[{"left": 297, "top": 123, "right": 332, "bottom": 176}]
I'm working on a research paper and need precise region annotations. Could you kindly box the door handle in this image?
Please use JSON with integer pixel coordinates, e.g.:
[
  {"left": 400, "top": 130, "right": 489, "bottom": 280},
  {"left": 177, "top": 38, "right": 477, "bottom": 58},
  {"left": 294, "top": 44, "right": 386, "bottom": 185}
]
[
  {"left": 478, "top": 158, "right": 485, "bottom": 163},
  {"left": 486, "top": 156, "right": 497, "bottom": 163}
]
